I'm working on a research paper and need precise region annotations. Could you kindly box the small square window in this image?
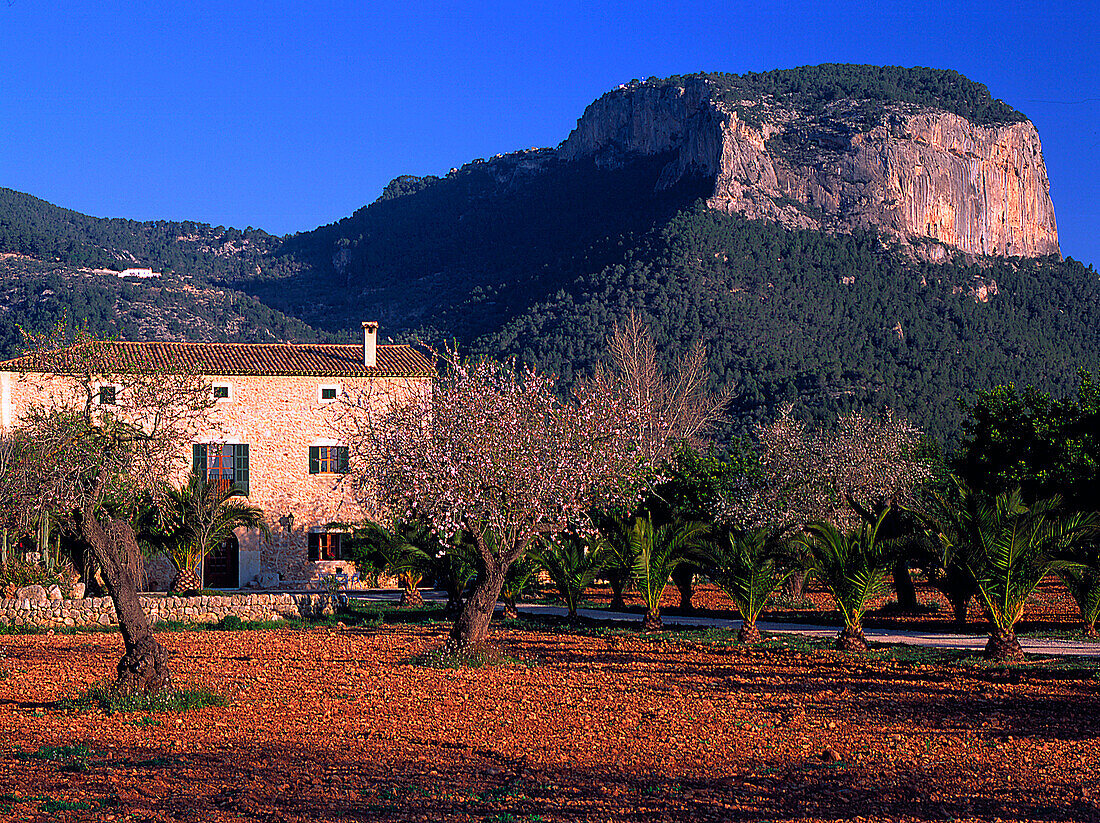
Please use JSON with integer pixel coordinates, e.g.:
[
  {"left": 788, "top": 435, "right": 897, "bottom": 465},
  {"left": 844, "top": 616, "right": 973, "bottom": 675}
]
[
  {"left": 309, "top": 445, "right": 349, "bottom": 474},
  {"left": 308, "top": 532, "right": 343, "bottom": 561},
  {"left": 319, "top": 385, "right": 340, "bottom": 402},
  {"left": 213, "top": 385, "right": 230, "bottom": 400},
  {"left": 97, "top": 385, "right": 116, "bottom": 405}
]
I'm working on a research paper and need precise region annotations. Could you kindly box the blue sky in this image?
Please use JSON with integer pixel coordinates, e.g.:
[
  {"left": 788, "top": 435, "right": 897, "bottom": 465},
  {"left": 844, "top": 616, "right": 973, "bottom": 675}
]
[{"left": 1, "top": 1, "right": 1097, "bottom": 265}]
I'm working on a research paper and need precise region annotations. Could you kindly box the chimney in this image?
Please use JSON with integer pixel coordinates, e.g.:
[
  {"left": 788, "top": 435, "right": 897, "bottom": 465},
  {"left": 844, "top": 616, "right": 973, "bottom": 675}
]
[{"left": 361, "top": 321, "right": 379, "bottom": 368}]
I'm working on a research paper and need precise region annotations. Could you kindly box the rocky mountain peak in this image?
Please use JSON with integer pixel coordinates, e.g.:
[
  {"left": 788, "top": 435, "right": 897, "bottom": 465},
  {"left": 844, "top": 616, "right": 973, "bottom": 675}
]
[{"left": 558, "top": 69, "right": 1059, "bottom": 259}]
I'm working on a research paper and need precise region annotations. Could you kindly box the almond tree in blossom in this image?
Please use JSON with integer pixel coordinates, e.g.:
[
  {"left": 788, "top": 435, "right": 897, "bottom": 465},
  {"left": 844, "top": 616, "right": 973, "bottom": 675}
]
[
  {"left": 341, "top": 353, "right": 639, "bottom": 644},
  {"left": 340, "top": 318, "right": 727, "bottom": 646},
  {"left": 727, "top": 405, "right": 932, "bottom": 531}
]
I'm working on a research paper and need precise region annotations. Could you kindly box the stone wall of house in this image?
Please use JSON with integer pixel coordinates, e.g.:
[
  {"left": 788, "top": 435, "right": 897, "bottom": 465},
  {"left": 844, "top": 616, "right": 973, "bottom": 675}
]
[
  {"left": 1, "top": 367, "right": 431, "bottom": 587},
  {"left": 192, "top": 373, "right": 428, "bottom": 583},
  {"left": 0, "top": 592, "right": 341, "bottom": 629}
]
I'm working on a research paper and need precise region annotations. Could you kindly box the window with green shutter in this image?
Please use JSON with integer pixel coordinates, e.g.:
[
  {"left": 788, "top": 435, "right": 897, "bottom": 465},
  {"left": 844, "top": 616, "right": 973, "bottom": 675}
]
[
  {"left": 232, "top": 444, "right": 250, "bottom": 496},
  {"left": 193, "top": 442, "right": 250, "bottom": 496},
  {"left": 309, "top": 445, "right": 349, "bottom": 474}
]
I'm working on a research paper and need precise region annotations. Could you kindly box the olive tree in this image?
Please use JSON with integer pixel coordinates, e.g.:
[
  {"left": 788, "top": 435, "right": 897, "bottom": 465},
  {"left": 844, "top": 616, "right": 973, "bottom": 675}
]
[{"left": 1, "top": 331, "right": 212, "bottom": 694}]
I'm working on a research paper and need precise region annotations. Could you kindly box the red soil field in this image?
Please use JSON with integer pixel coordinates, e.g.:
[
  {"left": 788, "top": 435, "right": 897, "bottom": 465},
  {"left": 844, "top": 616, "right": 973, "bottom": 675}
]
[{"left": 1, "top": 620, "right": 1097, "bottom": 822}]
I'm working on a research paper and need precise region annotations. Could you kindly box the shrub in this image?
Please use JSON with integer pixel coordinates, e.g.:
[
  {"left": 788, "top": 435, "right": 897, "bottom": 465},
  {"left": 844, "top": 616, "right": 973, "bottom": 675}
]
[{"left": 62, "top": 682, "right": 227, "bottom": 714}]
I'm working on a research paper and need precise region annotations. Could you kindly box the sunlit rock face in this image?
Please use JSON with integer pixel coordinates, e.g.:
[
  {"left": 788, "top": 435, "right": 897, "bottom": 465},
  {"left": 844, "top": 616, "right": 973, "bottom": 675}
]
[{"left": 559, "top": 78, "right": 1059, "bottom": 259}]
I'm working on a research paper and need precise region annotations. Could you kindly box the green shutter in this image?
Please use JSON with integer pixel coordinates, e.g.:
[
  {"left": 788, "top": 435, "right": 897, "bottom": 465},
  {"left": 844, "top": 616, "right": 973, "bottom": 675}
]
[
  {"left": 192, "top": 443, "right": 208, "bottom": 484},
  {"left": 336, "top": 446, "right": 349, "bottom": 474},
  {"left": 233, "top": 443, "right": 250, "bottom": 496},
  {"left": 309, "top": 446, "right": 320, "bottom": 475}
]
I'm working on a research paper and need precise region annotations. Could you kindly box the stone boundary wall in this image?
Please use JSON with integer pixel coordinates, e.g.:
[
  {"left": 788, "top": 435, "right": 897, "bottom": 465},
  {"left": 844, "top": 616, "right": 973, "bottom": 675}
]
[{"left": 0, "top": 593, "right": 337, "bottom": 629}]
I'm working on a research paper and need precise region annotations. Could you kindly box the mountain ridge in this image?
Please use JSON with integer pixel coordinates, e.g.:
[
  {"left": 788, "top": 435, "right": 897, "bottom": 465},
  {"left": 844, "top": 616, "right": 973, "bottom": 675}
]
[
  {"left": 0, "top": 64, "right": 1095, "bottom": 447},
  {"left": 558, "top": 68, "right": 1058, "bottom": 258}
]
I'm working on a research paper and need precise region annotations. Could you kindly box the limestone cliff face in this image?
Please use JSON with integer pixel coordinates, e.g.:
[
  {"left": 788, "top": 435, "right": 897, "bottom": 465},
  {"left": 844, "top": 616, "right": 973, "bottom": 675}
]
[{"left": 558, "top": 79, "right": 1060, "bottom": 259}]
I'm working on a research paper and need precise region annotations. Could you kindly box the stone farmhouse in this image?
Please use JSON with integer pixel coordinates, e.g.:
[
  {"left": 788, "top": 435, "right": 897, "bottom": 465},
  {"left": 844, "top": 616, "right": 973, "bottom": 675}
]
[{"left": 0, "top": 323, "right": 434, "bottom": 589}]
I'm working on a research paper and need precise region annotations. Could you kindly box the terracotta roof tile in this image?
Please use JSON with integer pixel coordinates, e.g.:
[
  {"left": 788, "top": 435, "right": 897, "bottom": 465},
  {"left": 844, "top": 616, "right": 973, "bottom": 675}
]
[{"left": 0, "top": 341, "right": 436, "bottom": 378}]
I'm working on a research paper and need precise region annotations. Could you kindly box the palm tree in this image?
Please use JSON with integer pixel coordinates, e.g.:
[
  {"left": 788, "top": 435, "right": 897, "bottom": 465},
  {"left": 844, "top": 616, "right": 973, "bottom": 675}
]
[
  {"left": 596, "top": 513, "right": 636, "bottom": 611},
  {"left": 500, "top": 554, "right": 540, "bottom": 620},
  {"left": 917, "top": 480, "right": 1099, "bottom": 659},
  {"left": 151, "top": 474, "right": 268, "bottom": 592},
  {"left": 703, "top": 527, "right": 794, "bottom": 644},
  {"left": 954, "top": 489, "right": 1095, "bottom": 659},
  {"left": 440, "top": 530, "right": 481, "bottom": 614},
  {"left": 909, "top": 485, "right": 983, "bottom": 627},
  {"left": 1060, "top": 561, "right": 1100, "bottom": 637},
  {"left": 799, "top": 510, "right": 893, "bottom": 651},
  {"left": 532, "top": 532, "right": 606, "bottom": 622},
  {"left": 350, "top": 520, "right": 437, "bottom": 607},
  {"left": 629, "top": 515, "right": 709, "bottom": 631}
]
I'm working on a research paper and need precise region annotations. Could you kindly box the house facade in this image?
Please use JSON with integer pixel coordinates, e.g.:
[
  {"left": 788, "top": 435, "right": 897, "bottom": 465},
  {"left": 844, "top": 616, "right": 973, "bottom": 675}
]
[{"left": 0, "top": 323, "right": 434, "bottom": 589}]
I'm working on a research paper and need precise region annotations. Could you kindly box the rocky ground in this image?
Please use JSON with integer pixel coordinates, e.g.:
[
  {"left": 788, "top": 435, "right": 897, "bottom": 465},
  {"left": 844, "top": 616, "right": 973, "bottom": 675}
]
[{"left": 1, "top": 612, "right": 1097, "bottom": 823}]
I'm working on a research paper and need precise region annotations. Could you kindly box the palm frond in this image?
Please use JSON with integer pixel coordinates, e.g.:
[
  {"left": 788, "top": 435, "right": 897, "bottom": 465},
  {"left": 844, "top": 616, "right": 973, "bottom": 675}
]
[
  {"left": 702, "top": 527, "right": 793, "bottom": 625},
  {"left": 799, "top": 508, "right": 893, "bottom": 632},
  {"left": 532, "top": 532, "right": 605, "bottom": 617}
]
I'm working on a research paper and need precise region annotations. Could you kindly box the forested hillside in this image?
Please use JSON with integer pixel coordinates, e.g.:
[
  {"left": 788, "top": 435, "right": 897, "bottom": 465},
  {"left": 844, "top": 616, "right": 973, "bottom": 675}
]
[
  {"left": 0, "top": 189, "right": 327, "bottom": 354},
  {"left": 1, "top": 65, "right": 1097, "bottom": 447},
  {"left": 661, "top": 64, "right": 1027, "bottom": 127},
  {"left": 0, "top": 256, "right": 331, "bottom": 358},
  {"left": 477, "top": 206, "right": 1100, "bottom": 444},
  {"left": 242, "top": 152, "right": 710, "bottom": 340},
  {"left": 0, "top": 187, "right": 282, "bottom": 279}
]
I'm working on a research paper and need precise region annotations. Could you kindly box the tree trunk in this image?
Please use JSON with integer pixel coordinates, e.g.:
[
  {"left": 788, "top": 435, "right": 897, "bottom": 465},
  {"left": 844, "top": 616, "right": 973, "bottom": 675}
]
[
  {"left": 82, "top": 511, "right": 170, "bottom": 695},
  {"left": 1085, "top": 622, "right": 1098, "bottom": 639},
  {"left": 502, "top": 599, "right": 519, "bottom": 620},
  {"left": 950, "top": 595, "right": 969, "bottom": 628},
  {"left": 565, "top": 600, "right": 580, "bottom": 624},
  {"left": 450, "top": 562, "right": 506, "bottom": 646},
  {"left": 609, "top": 569, "right": 628, "bottom": 611},
  {"left": 782, "top": 570, "right": 805, "bottom": 601},
  {"left": 171, "top": 565, "right": 202, "bottom": 593},
  {"left": 984, "top": 630, "right": 1024, "bottom": 661},
  {"left": 836, "top": 624, "right": 868, "bottom": 652},
  {"left": 737, "top": 620, "right": 762, "bottom": 644},
  {"left": 892, "top": 560, "right": 917, "bottom": 612},
  {"left": 399, "top": 585, "right": 424, "bottom": 608},
  {"left": 642, "top": 607, "right": 662, "bottom": 632},
  {"left": 672, "top": 566, "right": 695, "bottom": 612}
]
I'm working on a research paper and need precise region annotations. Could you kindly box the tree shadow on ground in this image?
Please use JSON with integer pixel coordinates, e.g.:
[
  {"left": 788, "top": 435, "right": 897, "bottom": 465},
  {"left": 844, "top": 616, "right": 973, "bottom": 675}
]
[{"left": 1, "top": 742, "right": 1094, "bottom": 823}]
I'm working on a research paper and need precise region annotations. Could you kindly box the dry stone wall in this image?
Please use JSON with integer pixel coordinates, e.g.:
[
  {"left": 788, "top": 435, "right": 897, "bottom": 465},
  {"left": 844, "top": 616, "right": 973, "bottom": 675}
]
[{"left": 0, "top": 592, "right": 339, "bottom": 629}]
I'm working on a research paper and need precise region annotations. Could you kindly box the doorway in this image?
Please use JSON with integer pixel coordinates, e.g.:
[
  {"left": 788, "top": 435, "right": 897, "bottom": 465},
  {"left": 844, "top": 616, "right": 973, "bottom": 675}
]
[{"left": 205, "top": 535, "right": 239, "bottom": 589}]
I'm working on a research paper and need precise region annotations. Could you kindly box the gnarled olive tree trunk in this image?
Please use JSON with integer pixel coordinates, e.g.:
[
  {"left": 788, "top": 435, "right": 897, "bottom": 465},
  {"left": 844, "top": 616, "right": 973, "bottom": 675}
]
[
  {"left": 449, "top": 528, "right": 525, "bottom": 647},
  {"left": 81, "top": 502, "right": 170, "bottom": 695}
]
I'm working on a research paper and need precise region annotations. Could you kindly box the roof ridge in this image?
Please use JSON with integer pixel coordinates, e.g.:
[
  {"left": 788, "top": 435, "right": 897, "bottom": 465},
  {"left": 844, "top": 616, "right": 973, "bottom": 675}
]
[
  {"left": 0, "top": 338, "right": 435, "bottom": 378},
  {"left": 95, "top": 340, "right": 415, "bottom": 349}
]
